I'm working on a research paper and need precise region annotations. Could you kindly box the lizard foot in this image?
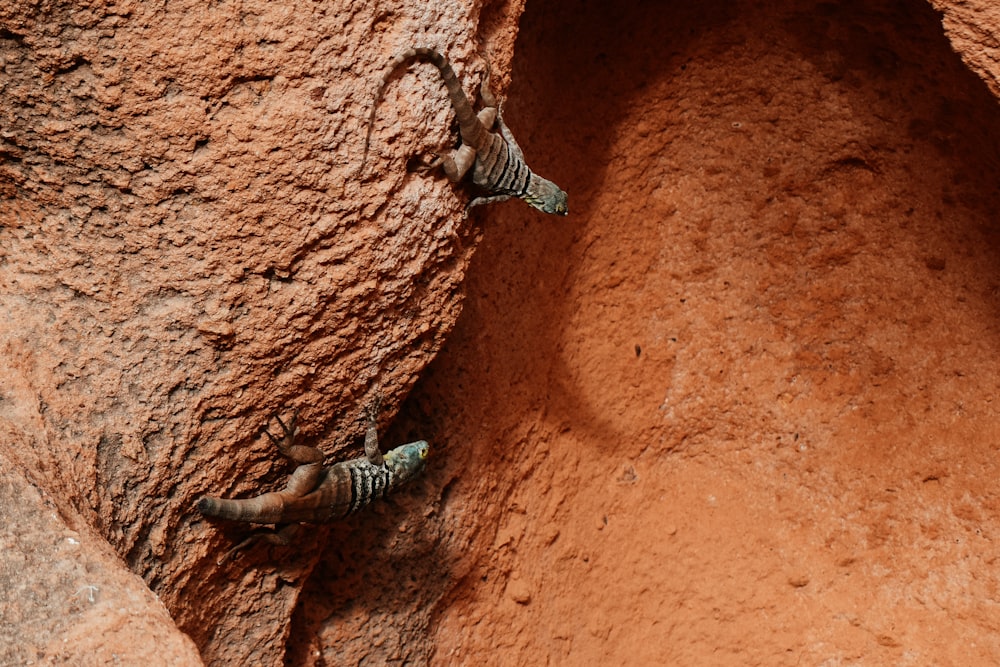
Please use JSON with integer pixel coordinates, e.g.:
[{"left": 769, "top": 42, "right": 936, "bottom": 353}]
[
  {"left": 217, "top": 524, "right": 302, "bottom": 565},
  {"left": 265, "top": 410, "right": 299, "bottom": 450},
  {"left": 407, "top": 153, "right": 444, "bottom": 174},
  {"left": 265, "top": 410, "right": 323, "bottom": 465}
]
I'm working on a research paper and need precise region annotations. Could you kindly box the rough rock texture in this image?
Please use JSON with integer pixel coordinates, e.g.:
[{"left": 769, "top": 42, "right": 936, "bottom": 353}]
[
  {"left": 5, "top": 0, "right": 1000, "bottom": 664},
  {"left": 930, "top": 0, "right": 1000, "bottom": 97},
  {"left": 0, "top": 0, "right": 523, "bottom": 664},
  {"left": 0, "top": 455, "right": 202, "bottom": 665},
  {"left": 295, "top": 0, "right": 1000, "bottom": 664}
]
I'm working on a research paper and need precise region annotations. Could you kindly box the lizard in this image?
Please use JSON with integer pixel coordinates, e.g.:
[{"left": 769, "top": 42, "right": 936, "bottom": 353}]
[
  {"left": 362, "top": 47, "right": 568, "bottom": 215},
  {"left": 197, "top": 396, "right": 429, "bottom": 562}
]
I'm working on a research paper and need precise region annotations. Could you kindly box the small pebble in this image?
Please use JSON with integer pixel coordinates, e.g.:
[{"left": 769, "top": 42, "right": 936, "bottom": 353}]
[{"left": 507, "top": 578, "right": 532, "bottom": 604}]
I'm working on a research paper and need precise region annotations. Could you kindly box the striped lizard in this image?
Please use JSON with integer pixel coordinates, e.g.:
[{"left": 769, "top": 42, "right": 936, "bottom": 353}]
[
  {"left": 197, "top": 397, "right": 428, "bottom": 562},
  {"left": 362, "top": 47, "right": 568, "bottom": 215}
]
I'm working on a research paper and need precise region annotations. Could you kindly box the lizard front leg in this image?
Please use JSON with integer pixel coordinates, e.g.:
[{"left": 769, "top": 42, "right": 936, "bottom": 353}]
[
  {"left": 363, "top": 394, "right": 385, "bottom": 467},
  {"left": 466, "top": 193, "right": 515, "bottom": 210}
]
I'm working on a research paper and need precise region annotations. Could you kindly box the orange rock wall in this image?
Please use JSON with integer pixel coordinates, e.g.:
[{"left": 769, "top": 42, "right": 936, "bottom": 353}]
[
  {"left": 5, "top": 0, "right": 1000, "bottom": 664},
  {"left": 298, "top": 0, "right": 1000, "bottom": 664},
  {"left": 0, "top": 0, "right": 521, "bottom": 663}
]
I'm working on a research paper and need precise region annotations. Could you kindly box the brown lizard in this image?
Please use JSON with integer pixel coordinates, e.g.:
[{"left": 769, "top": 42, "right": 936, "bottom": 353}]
[
  {"left": 362, "top": 47, "right": 568, "bottom": 215},
  {"left": 197, "top": 398, "right": 429, "bottom": 562}
]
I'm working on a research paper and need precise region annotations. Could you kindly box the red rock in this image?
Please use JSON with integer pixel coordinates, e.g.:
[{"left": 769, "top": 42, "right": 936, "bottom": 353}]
[
  {"left": 6, "top": 0, "right": 1000, "bottom": 665},
  {"left": 300, "top": 0, "right": 1000, "bottom": 664}
]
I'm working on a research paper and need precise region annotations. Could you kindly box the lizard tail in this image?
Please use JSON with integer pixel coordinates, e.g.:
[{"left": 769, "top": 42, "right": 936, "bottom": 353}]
[
  {"left": 197, "top": 493, "right": 288, "bottom": 524},
  {"left": 362, "top": 47, "right": 486, "bottom": 173}
]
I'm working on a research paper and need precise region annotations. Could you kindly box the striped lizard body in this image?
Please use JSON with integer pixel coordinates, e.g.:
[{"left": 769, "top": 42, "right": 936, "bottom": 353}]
[
  {"left": 197, "top": 401, "right": 428, "bottom": 561},
  {"left": 362, "top": 47, "right": 568, "bottom": 215}
]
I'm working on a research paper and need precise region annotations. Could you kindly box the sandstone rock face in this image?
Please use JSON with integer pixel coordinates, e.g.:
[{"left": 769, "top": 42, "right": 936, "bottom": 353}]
[
  {"left": 300, "top": 0, "right": 1000, "bottom": 664},
  {"left": 930, "top": 0, "right": 1000, "bottom": 97},
  {"left": 0, "top": 0, "right": 520, "bottom": 663},
  {"left": 4, "top": 0, "right": 1000, "bottom": 664},
  {"left": 0, "top": 455, "right": 202, "bottom": 665}
]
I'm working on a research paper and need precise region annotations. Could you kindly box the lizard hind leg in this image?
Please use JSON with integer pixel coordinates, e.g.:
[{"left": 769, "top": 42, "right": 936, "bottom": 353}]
[
  {"left": 264, "top": 411, "right": 326, "bottom": 497},
  {"left": 438, "top": 144, "right": 478, "bottom": 183},
  {"left": 408, "top": 153, "right": 441, "bottom": 174},
  {"left": 423, "top": 102, "right": 493, "bottom": 182},
  {"left": 217, "top": 523, "right": 302, "bottom": 565},
  {"left": 266, "top": 411, "right": 321, "bottom": 464}
]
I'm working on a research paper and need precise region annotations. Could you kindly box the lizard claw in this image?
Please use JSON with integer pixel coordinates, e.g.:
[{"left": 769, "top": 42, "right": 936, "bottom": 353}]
[
  {"left": 216, "top": 524, "right": 302, "bottom": 565},
  {"left": 364, "top": 392, "right": 383, "bottom": 427},
  {"left": 409, "top": 152, "right": 443, "bottom": 174},
  {"left": 265, "top": 410, "right": 299, "bottom": 452},
  {"left": 363, "top": 392, "right": 386, "bottom": 467}
]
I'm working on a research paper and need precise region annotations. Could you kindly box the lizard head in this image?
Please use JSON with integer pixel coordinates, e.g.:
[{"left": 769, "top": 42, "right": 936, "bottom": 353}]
[
  {"left": 524, "top": 176, "right": 568, "bottom": 215},
  {"left": 385, "top": 440, "right": 429, "bottom": 483}
]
